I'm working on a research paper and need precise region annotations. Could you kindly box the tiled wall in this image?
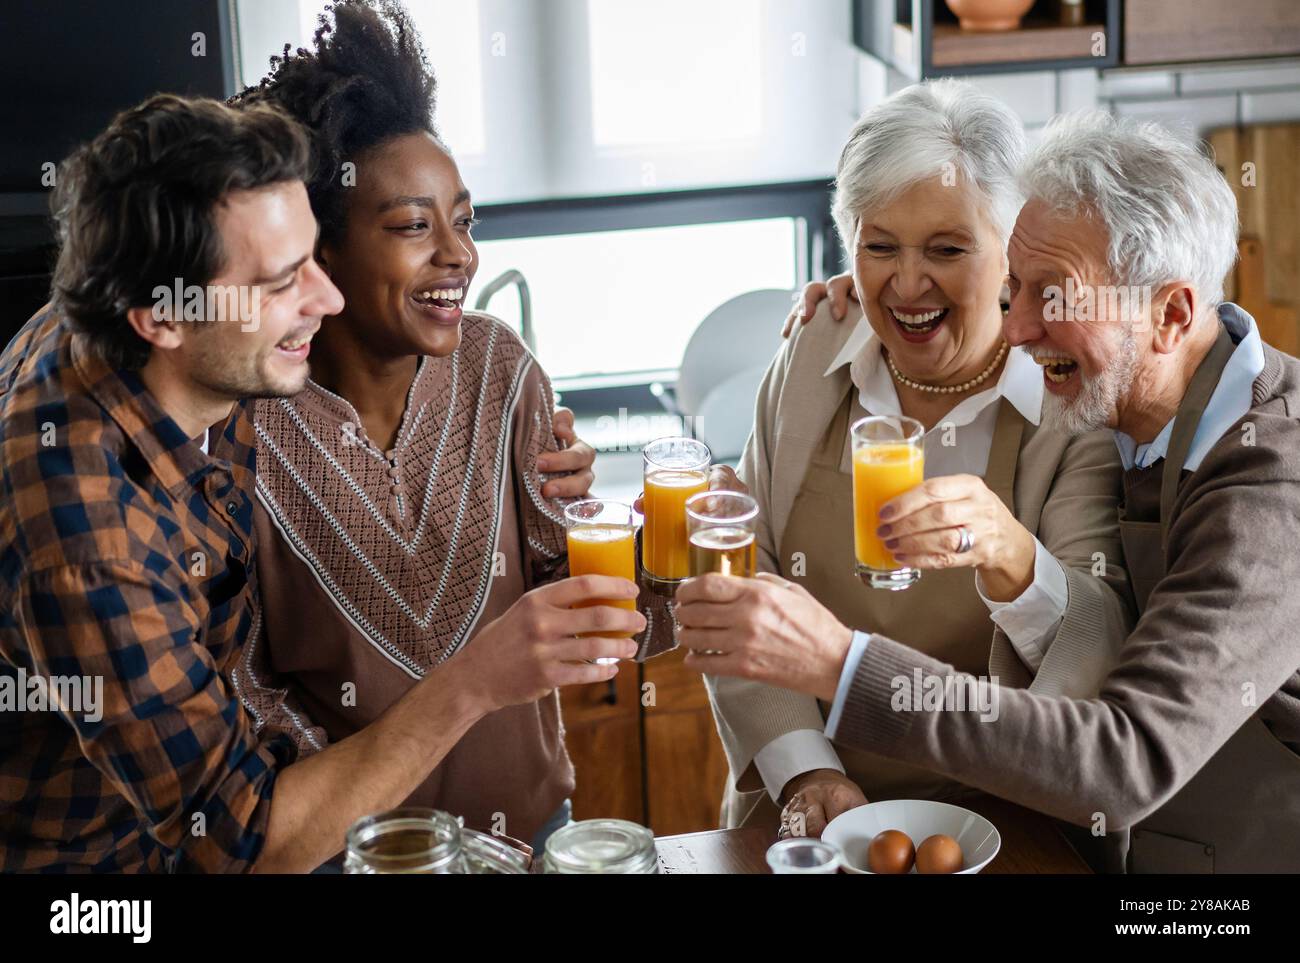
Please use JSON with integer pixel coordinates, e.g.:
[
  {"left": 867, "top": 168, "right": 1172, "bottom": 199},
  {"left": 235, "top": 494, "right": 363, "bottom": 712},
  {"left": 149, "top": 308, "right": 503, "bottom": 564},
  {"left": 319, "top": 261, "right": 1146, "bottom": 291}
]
[
  {"left": 867, "top": 56, "right": 1300, "bottom": 143},
  {"left": 1097, "top": 58, "right": 1300, "bottom": 136}
]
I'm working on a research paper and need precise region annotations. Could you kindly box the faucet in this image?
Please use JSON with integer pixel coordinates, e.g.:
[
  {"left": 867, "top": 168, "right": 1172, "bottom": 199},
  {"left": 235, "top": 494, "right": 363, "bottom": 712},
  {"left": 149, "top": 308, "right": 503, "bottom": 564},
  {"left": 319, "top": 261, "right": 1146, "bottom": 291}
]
[{"left": 474, "top": 269, "right": 535, "bottom": 353}]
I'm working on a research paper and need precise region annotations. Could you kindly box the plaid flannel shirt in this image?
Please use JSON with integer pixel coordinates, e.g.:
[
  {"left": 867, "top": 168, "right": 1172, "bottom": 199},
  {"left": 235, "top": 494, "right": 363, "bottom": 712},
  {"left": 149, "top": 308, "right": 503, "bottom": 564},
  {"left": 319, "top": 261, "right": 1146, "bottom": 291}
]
[{"left": 0, "top": 307, "right": 296, "bottom": 872}]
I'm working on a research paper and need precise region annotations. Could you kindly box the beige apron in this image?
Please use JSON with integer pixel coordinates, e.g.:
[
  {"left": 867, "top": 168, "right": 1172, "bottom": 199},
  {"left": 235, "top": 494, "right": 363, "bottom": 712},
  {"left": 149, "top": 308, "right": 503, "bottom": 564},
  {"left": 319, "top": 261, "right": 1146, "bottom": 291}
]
[
  {"left": 1119, "top": 326, "right": 1300, "bottom": 872},
  {"left": 734, "top": 385, "right": 1026, "bottom": 831}
]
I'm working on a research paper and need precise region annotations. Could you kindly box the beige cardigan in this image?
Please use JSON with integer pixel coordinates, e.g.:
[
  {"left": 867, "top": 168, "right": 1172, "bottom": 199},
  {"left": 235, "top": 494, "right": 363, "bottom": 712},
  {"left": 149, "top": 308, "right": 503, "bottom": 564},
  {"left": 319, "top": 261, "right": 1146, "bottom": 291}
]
[{"left": 704, "top": 301, "right": 1136, "bottom": 799}]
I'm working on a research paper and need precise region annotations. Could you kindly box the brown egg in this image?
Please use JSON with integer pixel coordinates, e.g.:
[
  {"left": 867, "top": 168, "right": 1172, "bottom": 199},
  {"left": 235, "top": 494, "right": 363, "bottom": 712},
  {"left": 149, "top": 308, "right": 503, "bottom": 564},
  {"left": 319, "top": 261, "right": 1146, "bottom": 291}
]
[
  {"left": 915, "top": 834, "right": 964, "bottom": 874},
  {"left": 866, "top": 829, "right": 915, "bottom": 874}
]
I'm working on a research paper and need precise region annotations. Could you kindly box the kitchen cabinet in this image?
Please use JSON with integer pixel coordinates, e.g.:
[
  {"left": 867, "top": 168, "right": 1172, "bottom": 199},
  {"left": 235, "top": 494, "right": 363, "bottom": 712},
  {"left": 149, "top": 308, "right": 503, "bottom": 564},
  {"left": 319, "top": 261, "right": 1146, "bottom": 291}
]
[
  {"left": 1124, "top": 0, "right": 1300, "bottom": 67},
  {"left": 854, "top": 0, "right": 1120, "bottom": 77},
  {"left": 855, "top": 0, "right": 1300, "bottom": 79},
  {"left": 561, "top": 644, "right": 730, "bottom": 836}
]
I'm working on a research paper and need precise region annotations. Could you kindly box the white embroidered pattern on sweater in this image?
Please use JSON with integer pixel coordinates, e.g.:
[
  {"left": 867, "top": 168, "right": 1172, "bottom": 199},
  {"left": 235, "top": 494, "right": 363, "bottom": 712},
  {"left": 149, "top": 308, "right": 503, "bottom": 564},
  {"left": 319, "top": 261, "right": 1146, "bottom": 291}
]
[{"left": 252, "top": 316, "right": 550, "bottom": 668}]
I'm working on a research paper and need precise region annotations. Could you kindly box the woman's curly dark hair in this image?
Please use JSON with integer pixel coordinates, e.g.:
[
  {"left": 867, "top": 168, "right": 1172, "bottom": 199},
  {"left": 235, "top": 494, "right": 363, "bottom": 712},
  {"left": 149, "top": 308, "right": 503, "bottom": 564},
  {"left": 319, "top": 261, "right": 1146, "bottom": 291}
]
[{"left": 232, "top": 0, "right": 440, "bottom": 247}]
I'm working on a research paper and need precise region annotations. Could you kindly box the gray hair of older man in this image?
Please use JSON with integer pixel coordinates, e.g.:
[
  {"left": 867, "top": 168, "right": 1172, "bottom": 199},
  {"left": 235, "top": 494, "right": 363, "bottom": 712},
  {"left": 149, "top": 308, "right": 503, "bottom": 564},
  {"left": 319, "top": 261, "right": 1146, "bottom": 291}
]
[
  {"left": 1019, "top": 110, "right": 1240, "bottom": 321},
  {"left": 832, "top": 79, "right": 1027, "bottom": 253}
]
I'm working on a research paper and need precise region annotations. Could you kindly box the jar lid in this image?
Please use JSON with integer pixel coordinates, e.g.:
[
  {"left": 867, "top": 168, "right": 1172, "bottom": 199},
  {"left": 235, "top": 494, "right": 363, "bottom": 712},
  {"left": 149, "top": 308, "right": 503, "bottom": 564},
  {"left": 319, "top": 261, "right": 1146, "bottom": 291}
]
[{"left": 543, "top": 819, "right": 658, "bottom": 874}]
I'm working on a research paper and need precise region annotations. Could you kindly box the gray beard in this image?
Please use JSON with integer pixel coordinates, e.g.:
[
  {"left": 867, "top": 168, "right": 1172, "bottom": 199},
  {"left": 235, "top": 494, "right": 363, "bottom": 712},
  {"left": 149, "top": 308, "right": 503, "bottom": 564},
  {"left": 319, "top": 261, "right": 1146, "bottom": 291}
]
[{"left": 1040, "top": 330, "right": 1139, "bottom": 436}]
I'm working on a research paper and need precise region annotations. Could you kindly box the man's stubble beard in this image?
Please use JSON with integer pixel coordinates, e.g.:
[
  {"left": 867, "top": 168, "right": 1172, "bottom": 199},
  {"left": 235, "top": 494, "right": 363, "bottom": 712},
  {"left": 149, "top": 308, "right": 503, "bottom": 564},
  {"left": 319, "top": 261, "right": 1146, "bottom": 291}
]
[{"left": 189, "top": 327, "right": 308, "bottom": 402}]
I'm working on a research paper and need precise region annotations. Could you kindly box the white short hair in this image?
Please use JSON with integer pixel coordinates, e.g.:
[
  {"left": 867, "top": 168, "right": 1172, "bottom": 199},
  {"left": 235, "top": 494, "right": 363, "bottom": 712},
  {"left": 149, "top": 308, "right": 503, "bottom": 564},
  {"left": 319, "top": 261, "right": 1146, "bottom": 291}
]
[
  {"left": 1019, "top": 110, "right": 1239, "bottom": 315},
  {"left": 832, "top": 79, "right": 1026, "bottom": 252}
]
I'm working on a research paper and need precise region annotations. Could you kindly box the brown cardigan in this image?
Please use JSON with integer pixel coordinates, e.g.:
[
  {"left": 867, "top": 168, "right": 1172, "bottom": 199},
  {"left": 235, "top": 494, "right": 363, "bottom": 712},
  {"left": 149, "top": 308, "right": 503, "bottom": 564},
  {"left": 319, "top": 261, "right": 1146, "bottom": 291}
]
[
  {"left": 233, "top": 313, "right": 577, "bottom": 843},
  {"left": 835, "top": 342, "right": 1300, "bottom": 862}
]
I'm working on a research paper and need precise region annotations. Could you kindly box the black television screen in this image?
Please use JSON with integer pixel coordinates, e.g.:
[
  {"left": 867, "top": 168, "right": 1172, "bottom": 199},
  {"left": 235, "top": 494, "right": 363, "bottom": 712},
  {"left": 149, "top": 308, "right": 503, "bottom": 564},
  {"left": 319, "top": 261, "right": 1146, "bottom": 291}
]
[
  {"left": 0, "top": 0, "right": 234, "bottom": 202},
  {"left": 0, "top": 0, "right": 234, "bottom": 340}
]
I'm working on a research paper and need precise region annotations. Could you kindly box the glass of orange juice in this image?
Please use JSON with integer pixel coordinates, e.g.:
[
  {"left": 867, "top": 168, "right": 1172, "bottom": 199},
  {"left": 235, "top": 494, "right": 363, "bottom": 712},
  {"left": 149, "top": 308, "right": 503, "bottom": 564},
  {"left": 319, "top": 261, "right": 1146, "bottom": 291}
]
[
  {"left": 564, "top": 499, "right": 638, "bottom": 663},
  {"left": 641, "top": 437, "right": 711, "bottom": 594},
  {"left": 851, "top": 415, "right": 925, "bottom": 590},
  {"left": 686, "top": 490, "right": 758, "bottom": 579}
]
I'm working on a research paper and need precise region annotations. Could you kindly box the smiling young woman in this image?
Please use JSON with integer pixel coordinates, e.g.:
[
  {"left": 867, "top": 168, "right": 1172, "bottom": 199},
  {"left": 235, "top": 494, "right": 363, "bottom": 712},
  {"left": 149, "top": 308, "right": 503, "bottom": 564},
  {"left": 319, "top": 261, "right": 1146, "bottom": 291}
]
[{"left": 229, "top": 0, "right": 673, "bottom": 860}]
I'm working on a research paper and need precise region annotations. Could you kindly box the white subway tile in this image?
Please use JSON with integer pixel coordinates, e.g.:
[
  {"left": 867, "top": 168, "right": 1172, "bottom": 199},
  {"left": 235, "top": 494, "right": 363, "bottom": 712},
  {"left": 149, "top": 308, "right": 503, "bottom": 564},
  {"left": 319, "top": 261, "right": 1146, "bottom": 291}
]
[
  {"left": 1057, "top": 68, "right": 1101, "bottom": 113},
  {"left": 1240, "top": 89, "right": 1300, "bottom": 124},
  {"left": 1098, "top": 69, "right": 1177, "bottom": 99},
  {"left": 855, "top": 50, "right": 889, "bottom": 114},
  {"left": 885, "top": 65, "right": 914, "bottom": 96},
  {"left": 956, "top": 71, "right": 1058, "bottom": 124},
  {"left": 1111, "top": 95, "right": 1239, "bottom": 138},
  {"left": 1178, "top": 60, "right": 1300, "bottom": 94}
]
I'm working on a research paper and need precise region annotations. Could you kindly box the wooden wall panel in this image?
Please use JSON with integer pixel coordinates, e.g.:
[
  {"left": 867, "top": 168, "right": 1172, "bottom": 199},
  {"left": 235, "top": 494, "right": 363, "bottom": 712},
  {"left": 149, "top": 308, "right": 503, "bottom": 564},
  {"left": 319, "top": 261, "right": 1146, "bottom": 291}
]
[{"left": 1209, "top": 123, "right": 1300, "bottom": 352}]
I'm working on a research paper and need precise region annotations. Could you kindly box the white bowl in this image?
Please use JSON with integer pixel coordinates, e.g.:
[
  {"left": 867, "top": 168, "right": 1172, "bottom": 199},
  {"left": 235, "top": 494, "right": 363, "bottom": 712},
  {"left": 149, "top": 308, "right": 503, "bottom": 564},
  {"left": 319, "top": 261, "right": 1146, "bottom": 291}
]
[{"left": 822, "top": 799, "right": 1001, "bottom": 875}]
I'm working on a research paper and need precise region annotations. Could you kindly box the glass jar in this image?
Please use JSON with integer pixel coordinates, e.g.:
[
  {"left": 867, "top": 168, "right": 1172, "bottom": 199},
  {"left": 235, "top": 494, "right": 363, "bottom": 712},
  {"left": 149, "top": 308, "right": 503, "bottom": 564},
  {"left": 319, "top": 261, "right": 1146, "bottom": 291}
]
[
  {"left": 344, "top": 807, "right": 530, "bottom": 874},
  {"left": 542, "top": 819, "right": 659, "bottom": 874}
]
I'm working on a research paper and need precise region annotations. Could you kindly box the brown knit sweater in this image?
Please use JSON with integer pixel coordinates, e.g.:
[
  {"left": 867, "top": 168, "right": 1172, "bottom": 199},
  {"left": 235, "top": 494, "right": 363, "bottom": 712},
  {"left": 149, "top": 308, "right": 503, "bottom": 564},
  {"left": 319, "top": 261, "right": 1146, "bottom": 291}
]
[
  {"left": 834, "top": 342, "right": 1300, "bottom": 830},
  {"left": 232, "top": 313, "right": 658, "bottom": 843}
]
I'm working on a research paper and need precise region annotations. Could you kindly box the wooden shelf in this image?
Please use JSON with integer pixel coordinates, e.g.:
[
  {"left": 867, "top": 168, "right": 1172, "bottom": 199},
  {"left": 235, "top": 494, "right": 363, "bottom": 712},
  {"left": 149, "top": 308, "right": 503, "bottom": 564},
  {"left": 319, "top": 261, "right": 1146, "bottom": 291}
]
[
  {"left": 1124, "top": 0, "right": 1300, "bottom": 66},
  {"left": 854, "top": 0, "right": 1120, "bottom": 78},
  {"left": 929, "top": 19, "right": 1106, "bottom": 69}
]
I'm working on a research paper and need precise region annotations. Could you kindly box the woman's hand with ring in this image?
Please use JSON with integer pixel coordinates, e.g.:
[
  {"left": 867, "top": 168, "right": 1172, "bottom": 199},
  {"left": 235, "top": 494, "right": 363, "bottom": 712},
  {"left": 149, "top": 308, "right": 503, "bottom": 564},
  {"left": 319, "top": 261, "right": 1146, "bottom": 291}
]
[{"left": 875, "top": 474, "right": 1037, "bottom": 602}]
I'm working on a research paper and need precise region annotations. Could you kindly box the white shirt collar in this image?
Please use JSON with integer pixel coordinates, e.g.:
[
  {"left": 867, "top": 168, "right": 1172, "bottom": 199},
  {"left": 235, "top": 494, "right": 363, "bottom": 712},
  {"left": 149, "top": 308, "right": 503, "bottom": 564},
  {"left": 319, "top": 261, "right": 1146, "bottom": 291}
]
[
  {"left": 1114, "top": 303, "right": 1265, "bottom": 472},
  {"left": 824, "top": 316, "right": 1042, "bottom": 428}
]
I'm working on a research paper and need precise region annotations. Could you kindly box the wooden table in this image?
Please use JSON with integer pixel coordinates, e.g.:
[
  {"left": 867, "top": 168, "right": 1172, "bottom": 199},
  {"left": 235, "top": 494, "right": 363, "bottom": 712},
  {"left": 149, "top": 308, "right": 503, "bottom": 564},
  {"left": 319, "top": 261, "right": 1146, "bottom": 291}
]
[{"left": 654, "top": 795, "right": 1092, "bottom": 874}]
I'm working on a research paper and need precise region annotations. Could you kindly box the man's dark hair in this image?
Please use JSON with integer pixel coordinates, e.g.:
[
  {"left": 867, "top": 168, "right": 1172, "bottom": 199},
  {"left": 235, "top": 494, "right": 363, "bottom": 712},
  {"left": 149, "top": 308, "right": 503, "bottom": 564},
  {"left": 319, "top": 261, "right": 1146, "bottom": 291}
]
[
  {"left": 51, "top": 94, "right": 311, "bottom": 370},
  {"left": 233, "top": 0, "right": 439, "bottom": 248}
]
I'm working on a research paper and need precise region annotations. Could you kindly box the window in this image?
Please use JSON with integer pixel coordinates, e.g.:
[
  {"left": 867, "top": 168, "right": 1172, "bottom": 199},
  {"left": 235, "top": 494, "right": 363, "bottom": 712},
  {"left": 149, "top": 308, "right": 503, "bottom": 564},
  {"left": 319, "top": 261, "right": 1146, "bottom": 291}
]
[
  {"left": 240, "top": 0, "right": 486, "bottom": 156},
  {"left": 587, "top": 0, "right": 762, "bottom": 148},
  {"left": 235, "top": 0, "right": 857, "bottom": 202},
  {"left": 229, "top": 3, "right": 848, "bottom": 387},
  {"left": 474, "top": 216, "right": 797, "bottom": 382}
]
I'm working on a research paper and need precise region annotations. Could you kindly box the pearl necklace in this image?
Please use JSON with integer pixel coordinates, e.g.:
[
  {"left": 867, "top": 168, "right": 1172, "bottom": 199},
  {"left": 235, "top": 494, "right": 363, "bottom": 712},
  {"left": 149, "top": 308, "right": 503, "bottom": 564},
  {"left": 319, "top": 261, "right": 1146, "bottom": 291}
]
[{"left": 886, "top": 340, "right": 1009, "bottom": 395}]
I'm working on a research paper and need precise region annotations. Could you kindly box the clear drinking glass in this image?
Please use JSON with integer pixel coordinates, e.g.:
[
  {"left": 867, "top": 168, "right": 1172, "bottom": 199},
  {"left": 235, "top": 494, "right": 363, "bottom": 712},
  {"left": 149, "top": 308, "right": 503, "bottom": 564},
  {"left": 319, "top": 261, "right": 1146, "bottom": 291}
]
[
  {"left": 685, "top": 490, "right": 759, "bottom": 579},
  {"left": 765, "top": 837, "right": 842, "bottom": 874},
  {"left": 640, "top": 437, "right": 711, "bottom": 594},
  {"left": 850, "top": 415, "right": 925, "bottom": 590},
  {"left": 564, "top": 499, "right": 638, "bottom": 664}
]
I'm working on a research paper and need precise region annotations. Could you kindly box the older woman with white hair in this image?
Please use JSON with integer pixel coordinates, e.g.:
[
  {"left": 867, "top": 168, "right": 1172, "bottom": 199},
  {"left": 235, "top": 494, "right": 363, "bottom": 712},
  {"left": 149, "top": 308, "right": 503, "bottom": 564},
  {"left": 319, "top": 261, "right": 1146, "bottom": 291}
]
[
  {"left": 699, "top": 79, "right": 1134, "bottom": 838},
  {"left": 684, "top": 108, "right": 1300, "bottom": 873}
]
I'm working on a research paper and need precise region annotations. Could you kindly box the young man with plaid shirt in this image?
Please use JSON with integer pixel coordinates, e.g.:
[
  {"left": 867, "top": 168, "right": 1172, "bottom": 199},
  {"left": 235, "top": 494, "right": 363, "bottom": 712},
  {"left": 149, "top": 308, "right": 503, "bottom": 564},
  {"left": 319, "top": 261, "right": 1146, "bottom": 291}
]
[{"left": 0, "top": 94, "right": 641, "bottom": 872}]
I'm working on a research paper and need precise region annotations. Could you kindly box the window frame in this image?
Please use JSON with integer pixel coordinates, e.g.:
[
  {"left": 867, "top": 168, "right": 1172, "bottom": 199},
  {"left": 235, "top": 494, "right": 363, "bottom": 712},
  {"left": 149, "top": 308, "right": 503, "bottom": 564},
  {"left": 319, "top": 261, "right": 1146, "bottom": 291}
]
[{"left": 472, "top": 178, "right": 842, "bottom": 397}]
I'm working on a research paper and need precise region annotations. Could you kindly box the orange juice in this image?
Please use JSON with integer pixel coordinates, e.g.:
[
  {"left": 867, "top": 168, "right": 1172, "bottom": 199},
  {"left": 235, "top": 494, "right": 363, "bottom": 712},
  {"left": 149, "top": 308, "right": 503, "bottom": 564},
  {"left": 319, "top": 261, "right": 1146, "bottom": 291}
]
[
  {"left": 566, "top": 524, "right": 637, "bottom": 637},
  {"left": 642, "top": 469, "right": 709, "bottom": 580},
  {"left": 852, "top": 443, "right": 923, "bottom": 570}
]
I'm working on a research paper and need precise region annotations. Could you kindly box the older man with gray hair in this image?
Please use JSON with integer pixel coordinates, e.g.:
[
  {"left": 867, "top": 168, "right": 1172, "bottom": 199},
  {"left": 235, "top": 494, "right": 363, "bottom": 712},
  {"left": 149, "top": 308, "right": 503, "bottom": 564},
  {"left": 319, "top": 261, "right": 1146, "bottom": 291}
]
[{"left": 677, "top": 109, "right": 1300, "bottom": 872}]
